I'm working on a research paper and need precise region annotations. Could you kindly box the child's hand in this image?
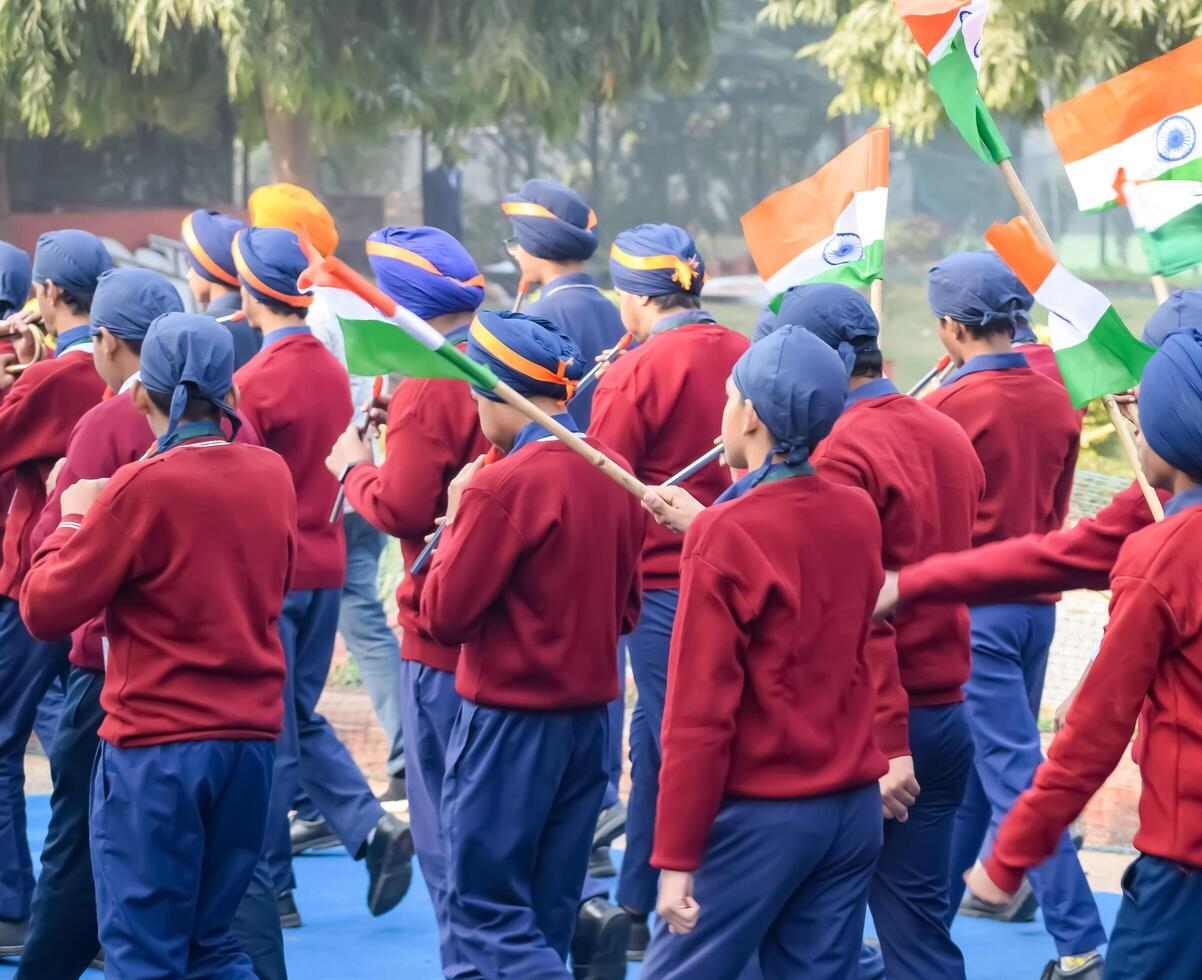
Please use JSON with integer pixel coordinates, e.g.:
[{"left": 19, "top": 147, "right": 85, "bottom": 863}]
[
  {"left": 325, "top": 423, "right": 373, "bottom": 477},
  {"left": 60, "top": 478, "right": 108, "bottom": 518},
  {"left": 964, "top": 861, "right": 1013, "bottom": 907},
  {"left": 656, "top": 870, "right": 700, "bottom": 935},
  {"left": 45, "top": 457, "right": 67, "bottom": 494},
  {"left": 874, "top": 571, "right": 900, "bottom": 618},
  {"left": 642, "top": 486, "right": 705, "bottom": 534},
  {"left": 445, "top": 455, "right": 487, "bottom": 523},
  {"left": 880, "top": 755, "right": 920, "bottom": 822}
]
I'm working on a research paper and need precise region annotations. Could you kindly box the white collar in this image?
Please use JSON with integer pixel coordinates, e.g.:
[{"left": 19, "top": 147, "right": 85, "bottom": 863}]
[{"left": 118, "top": 370, "right": 140, "bottom": 395}]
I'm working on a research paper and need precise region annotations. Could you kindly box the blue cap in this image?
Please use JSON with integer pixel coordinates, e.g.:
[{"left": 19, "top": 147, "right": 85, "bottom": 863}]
[
  {"left": 367, "top": 226, "right": 484, "bottom": 320},
  {"left": 31, "top": 230, "right": 113, "bottom": 304},
  {"left": 732, "top": 325, "right": 848, "bottom": 467},
  {"left": 0, "top": 241, "right": 32, "bottom": 318},
  {"left": 928, "top": 251, "right": 1033, "bottom": 335},
  {"left": 466, "top": 310, "right": 585, "bottom": 404},
  {"left": 90, "top": 268, "right": 184, "bottom": 342},
  {"left": 232, "top": 227, "right": 312, "bottom": 309},
  {"left": 502, "top": 180, "right": 599, "bottom": 262},
  {"left": 140, "top": 312, "right": 240, "bottom": 449},
  {"left": 1143, "top": 288, "right": 1202, "bottom": 349},
  {"left": 182, "top": 210, "right": 246, "bottom": 287},
  {"left": 1140, "top": 327, "right": 1202, "bottom": 479},
  {"left": 610, "top": 224, "right": 705, "bottom": 297},
  {"left": 771, "top": 282, "right": 880, "bottom": 375}
]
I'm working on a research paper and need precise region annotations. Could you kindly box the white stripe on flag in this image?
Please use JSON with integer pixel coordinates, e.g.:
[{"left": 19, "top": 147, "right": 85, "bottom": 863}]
[{"left": 1033, "top": 263, "right": 1111, "bottom": 350}]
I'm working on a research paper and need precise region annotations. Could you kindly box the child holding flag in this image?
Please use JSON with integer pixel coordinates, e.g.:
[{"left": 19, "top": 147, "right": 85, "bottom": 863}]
[
  {"left": 589, "top": 224, "right": 748, "bottom": 957},
  {"left": 232, "top": 227, "right": 414, "bottom": 924},
  {"left": 923, "top": 252, "right": 1105, "bottom": 977},
  {"left": 771, "top": 282, "right": 984, "bottom": 980},
  {"left": 324, "top": 225, "right": 490, "bottom": 977},
  {"left": 19, "top": 312, "right": 292, "bottom": 978},
  {"left": 0, "top": 230, "right": 109, "bottom": 955},
  {"left": 642, "top": 326, "right": 886, "bottom": 979},
  {"left": 420, "top": 310, "right": 643, "bottom": 979},
  {"left": 963, "top": 326, "right": 1202, "bottom": 979}
]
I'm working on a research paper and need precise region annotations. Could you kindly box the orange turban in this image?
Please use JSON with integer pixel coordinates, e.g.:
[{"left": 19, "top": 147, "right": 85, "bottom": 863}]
[{"left": 247, "top": 182, "right": 340, "bottom": 257}]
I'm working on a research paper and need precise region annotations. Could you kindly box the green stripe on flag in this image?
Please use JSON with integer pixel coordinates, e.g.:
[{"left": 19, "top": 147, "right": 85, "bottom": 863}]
[
  {"left": 339, "top": 316, "right": 499, "bottom": 389},
  {"left": 1139, "top": 202, "right": 1202, "bottom": 276},
  {"left": 928, "top": 31, "right": 1011, "bottom": 166},
  {"left": 1055, "top": 306, "right": 1156, "bottom": 408},
  {"left": 806, "top": 239, "right": 885, "bottom": 289}
]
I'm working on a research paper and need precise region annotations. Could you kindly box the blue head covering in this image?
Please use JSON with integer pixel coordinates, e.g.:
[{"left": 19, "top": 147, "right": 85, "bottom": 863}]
[
  {"left": 182, "top": 210, "right": 246, "bottom": 287},
  {"left": 731, "top": 325, "right": 848, "bottom": 467},
  {"left": 928, "top": 251, "right": 1033, "bottom": 336},
  {"left": 232, "top": 227, "right": 312, "bottom": 309},
  {"left": 31, "top": 230, "right": 112, "bottom": 304},
  {"left": 465, "top": 310, "right": 585, "bottom": 404},
  {"left": 140, "top": 312, "right": 240, "bottom": 449},
  {"left": 770, "top": 282, "right": 880, "bottom": 375},
  {"left": 751, "top": 302, "right": 779, "bottom": 344},
  {"left": 367, "top": 226, "right": 484, "bottom": 321},
  {"left": 502, "top": 180, "right": 598, "bottom": 262},
  {"left": 1143, "top": 288, "right": 1202, "bottom": 348},
  {"left": 0, "top": 241, "right": 32, "bottom": 318},
  {"left": 90, "top": 268, "right": 184, "bottom": 342},
  {"left": 610, "top": 224, "right": 705, "bottom": 297},
  {"left": 1140, "top": 328, "right": 1202, "bottom": 479}
]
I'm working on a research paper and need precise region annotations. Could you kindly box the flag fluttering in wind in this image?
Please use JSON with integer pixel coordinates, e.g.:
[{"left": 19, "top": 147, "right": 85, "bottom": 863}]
[
  {"left": 741, "top": 127, "right": 889, "bottom": 298},
  {"left": 297, "top": 245, "right": 497, "bottom": 388},
  {"left": 1045, "top": 39, "right": 1202, "bottom": 212},
  {"left": 895, "top": 0, "right": 1010, "bottom": 165},
  {"left": 1121, "top": 174, "right": 1202, "bottom": 277},
  {"left": 986, "top": 217, "right": 1156, "bottom": 408}
]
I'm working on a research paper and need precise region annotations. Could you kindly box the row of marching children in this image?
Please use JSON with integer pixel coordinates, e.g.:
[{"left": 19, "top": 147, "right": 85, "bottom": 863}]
[{"left": 0, "top": 173, "right": 1200, "bottom": 980}]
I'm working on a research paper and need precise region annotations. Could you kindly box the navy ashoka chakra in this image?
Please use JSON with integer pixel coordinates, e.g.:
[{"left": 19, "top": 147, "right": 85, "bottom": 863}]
[
  {"left": 1156, "top": 115, "right": 1197, "bottom": 163},
  {"left": 822, "top": 233, "right": 863, "bottom": 266}
]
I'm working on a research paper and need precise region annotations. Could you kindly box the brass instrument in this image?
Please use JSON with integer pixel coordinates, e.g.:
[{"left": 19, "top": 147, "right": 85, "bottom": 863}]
[{"left": 2, "top": 321, "right": 48, "bottom": 375}]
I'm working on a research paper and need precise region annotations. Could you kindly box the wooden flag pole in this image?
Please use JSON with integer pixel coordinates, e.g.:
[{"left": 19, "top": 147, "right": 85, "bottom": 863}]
[
  {"left": 1151, "top": 274, "right": 1171, "bottom": 305},
  {"left": 869, "top": 279, "right": 884, "bottom": 337},
  {"left": 492, "top": 381, "right": 648, "bottom": 499},
  {"left": 997, "top": 158, "right": 1164, "bottom": 521}
]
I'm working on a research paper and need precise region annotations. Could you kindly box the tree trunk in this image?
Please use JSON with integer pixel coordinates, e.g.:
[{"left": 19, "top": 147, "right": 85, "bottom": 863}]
[
  {"left": 0, "top": 135, "right": 10, "bottom": 241},
  {"left": 589, "top": 103, "right": 604, "bottom": 214},
  {"left": 262, "top": 98, "right": 317, "bottom": 190}
]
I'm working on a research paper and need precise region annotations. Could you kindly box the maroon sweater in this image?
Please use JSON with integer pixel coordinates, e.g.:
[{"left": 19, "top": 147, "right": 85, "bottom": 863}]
[
  {"left": 344, "top": 373, "right": 489, "bottom": 674},
  {"left": 986, "top": 499, "right": 1202, "bottom": 890},
  {"left": 812, "top": 387, "right": 984, "bottom": 757},
  {"left": 652, "top": 476, "right": 888, "bottom": 872},
  {"left": 589, "top": 322, "right": 748, "bottom": 590},
  {"left": 421, "top": 435, "right": 642, "bottom": 710},
  {"left": 32, "top": 388, "right": 260, "bottom": 672},
  {"left": 21, "top": 437, "right": 295, "bottom": 748},
  {"left": 234, "top": 331, "right": 351, "bottom": 591},
  {"left": 0, "top": 349, "right": 106, "bottom": 600}
]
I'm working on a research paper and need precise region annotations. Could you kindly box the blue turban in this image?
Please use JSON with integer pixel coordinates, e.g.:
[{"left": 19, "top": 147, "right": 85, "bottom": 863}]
[
  {"left": 232, "top": 227, "right": 312, "bottom": 309},
  {"left": 610, "top": 224, "right": 705, "bottom": 297},
  {"left": 751, "top": 302, "right": 779, "bottom": 344},
  {"left": 1142, "top": 288, "right": 1202, "bottom": 348},
  {"left": 1140, "top": 328, "right": 1202, "bottom": 479},
  {"left": 182, "top": 209, "right": 246, "bottom": 287},
  {"left": 732, "top": 325, "right": 848, "bottom": 467},
  {"left": 466, "top": 310, "right": 585, "bottom": 404},
  {"left": 928, "top": 251, "right": 1033, "bottom": 335},
  {"left": 0, "top": 241, "right": 32, "bottom": 318},
  {"left": 502, "top": 180, "right": 598, "bottom": 262},
  {"left": 31, "top": 230, "right": 112, "bottom": 304},
  {"left": 367, "top": 226, "right": 484, "bottom": 321},
  {"left": 90, "top": 268, "right": 184, "bottom": 342},
  {"left": 771, "top": 282, "right": 880, "bottom": 375},
  {"left": 140, "top": 312, "right": 240, "bottom": 449}
]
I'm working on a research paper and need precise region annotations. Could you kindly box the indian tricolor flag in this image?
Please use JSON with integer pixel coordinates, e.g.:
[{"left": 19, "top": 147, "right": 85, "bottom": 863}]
[
  {"left": 741, "top": 127, "right": 889, "bottom": 297},
  {"left": 985, "top": 217, "right": 1156, "bottom": 408},
  {"left": 1121, "top": 173, "right": 1202, "bottom": 277},
  {"left": 895, "top": 0, "right": 1011, "bottom": 165},
  {"left": 297, "top": 246, "right": 497, "bottom": 389},
  {"left": 1045, "top": 40, "right": 1202, "bottom": 212}
]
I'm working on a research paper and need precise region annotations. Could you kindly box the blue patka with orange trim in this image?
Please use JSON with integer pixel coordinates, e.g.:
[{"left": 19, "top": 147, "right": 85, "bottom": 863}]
[
  {"left": 502, "top": 179, "right": 599, "bottom": 262},
  {"left": 465, "top": 310, "right": 585, "bottom": 404},
  {"left": 609, "top": 223, "right": 705, "bottom": 298},
  {"left": 233, "top": 227, "right": 313, "bottom": 309},
  {"left": 366, "top": 226, "right": 484, "bottom": 321},
  {"left": 181, "top": 210, "right": 246, "bottom": 288}
]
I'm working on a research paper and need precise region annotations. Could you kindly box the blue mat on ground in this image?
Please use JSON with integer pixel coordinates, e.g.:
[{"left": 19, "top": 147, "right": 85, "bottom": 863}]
[{"left": 2, "top": 795, "right": 1122, "bottom": 979}]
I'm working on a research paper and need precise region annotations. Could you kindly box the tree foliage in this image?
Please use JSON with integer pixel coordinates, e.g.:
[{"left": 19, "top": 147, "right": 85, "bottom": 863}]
[{"left": 758, "top": 0, "right": 1202, "bottom": 144}]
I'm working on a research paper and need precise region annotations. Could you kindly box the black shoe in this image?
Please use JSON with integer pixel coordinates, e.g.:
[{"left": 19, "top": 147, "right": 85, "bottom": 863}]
[
  {"left": 594, "top": 803, "right": 627, "bottom": 849},
  {"left": 278, "top": 891, "right": 302, "bottom": 929},
  {"left": 589, "top": 846, "right": 617, "bottom": 879},
  {"left": 572, "top": 898, "right": 631, "bottom": 980},
  {"left": 0, "top": 917, "right": 26, "bottom": 958},
  {"left": 290, "top": 815, "right": 340, "bottom": 856},
  {"left": 1040, "top": 953, "right": 1103, "bottom": 979},
  {"left": 959, "top": 875, "right": 1037, "bottom": 922},
  {"left": 625, "top": 911, "right": 649, "bottom": 962},
  {"left": 364, "top": 813, "right": 415, "bottom": 916},
  {"left": 380, "top": 774, "right": 407, "bottom": 803}
]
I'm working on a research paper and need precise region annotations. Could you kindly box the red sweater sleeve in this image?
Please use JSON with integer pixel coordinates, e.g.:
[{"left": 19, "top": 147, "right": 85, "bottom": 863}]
[
  {"left": 0, "top": 362, "right": 65, "bottom": 474},
  {"left": 985, "top": 573, "right": 1173, "bottom": 893},
  {"left": 899, "top": 481, "right": 1161, "bottom": 606},
  {"left": 19, "top": 499, "right": 140, "bottom": 642},
  {"left": 420, "top": 485, "right": 526, "bottom": 647},
  {"left": 589, "top": 382, "right": 650, "bottom": 475},
  {"left": 653, "top": 551, "right": 752, "bottom": 872}
]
